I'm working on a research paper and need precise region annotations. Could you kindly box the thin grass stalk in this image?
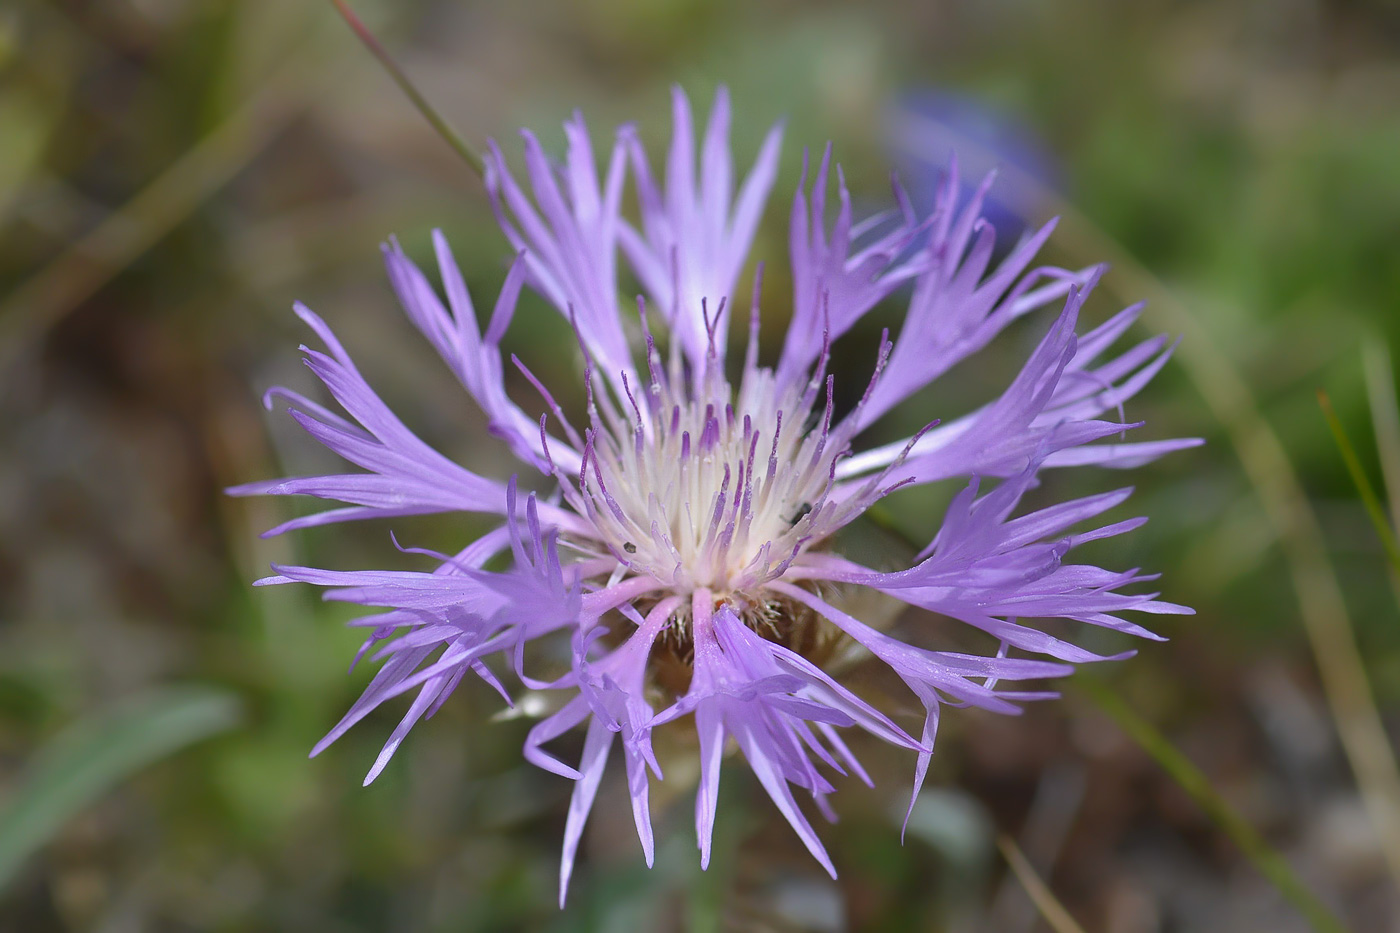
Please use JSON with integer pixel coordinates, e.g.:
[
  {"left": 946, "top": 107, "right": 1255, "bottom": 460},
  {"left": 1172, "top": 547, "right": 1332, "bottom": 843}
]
[
  {"left": 996, "top": 834, "right": 1090, "bottom": 933},
  {"left": 1361, "top": 343, "right": 1400, "bottom": 609},
  {"left": 1318, "top": 389, "right": 1400, "bottom": 574},
  {"left": 1074, "top": 679, "right": 1349, "bottom": 933},
  {"left": 328, "top": 0, "right": 484, "bottom": 177}
]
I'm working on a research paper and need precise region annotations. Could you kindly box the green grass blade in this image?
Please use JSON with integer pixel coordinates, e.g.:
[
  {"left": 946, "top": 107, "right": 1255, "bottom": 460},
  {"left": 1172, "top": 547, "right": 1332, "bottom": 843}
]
[
  {"left": 0, "top": 685, "right": 243, "bottom": 892},
  {"left": 1362, "top": 345, "right": 1400, "bottom": 572},
  {"left": 1318, "top": 389, "right": 1400, "bottom": 576},
  {"left": 1360, "top": 343, "right": 1400, "bottom": 622},
  {"left": 1074, "top": 677, "right": 1348, "bottom": 933}
]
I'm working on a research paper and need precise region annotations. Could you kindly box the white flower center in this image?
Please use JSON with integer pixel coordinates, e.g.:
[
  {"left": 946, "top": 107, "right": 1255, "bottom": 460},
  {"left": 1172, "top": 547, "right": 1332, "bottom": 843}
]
[{"left": 579, "top": 367, "right": 844, "bottom": 594}]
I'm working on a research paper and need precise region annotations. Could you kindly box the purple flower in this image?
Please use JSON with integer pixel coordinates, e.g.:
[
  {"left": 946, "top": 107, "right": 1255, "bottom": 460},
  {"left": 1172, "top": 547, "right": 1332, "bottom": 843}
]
[{"left": 230, "top": 86, "right": 1197, "bottom": 903}]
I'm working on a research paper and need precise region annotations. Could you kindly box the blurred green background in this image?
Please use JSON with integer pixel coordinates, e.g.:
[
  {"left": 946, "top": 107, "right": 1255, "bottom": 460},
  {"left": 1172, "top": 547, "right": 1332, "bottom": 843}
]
[{"left": 3, "top": 0, "right": 1400, "bottom": 930}]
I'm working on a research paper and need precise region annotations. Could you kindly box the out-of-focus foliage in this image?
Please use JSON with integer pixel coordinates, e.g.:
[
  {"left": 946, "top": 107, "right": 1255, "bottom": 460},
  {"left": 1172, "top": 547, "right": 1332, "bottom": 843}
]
[{"left": 2, "top": 0, "right": 1399, "bottom": 930}]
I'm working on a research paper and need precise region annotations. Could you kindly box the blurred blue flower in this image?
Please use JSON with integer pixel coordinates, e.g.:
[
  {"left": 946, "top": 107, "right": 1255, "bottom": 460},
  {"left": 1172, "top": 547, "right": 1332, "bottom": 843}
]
[{"left": 887, "top": 89, "right": 1062, "bottom": 249}]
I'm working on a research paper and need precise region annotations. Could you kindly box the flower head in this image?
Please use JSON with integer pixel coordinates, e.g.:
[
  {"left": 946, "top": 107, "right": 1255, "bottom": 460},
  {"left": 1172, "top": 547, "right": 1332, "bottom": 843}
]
[{"left": 231, "top": 86, "right": 1197, "bottom": 902}]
